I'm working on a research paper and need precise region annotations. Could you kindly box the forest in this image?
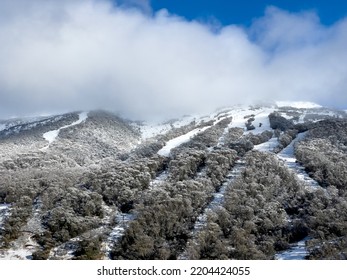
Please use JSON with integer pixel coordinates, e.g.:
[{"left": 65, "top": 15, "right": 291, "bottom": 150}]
[{"left": 0, "top": 108, "right": 346, "bottom": 259}]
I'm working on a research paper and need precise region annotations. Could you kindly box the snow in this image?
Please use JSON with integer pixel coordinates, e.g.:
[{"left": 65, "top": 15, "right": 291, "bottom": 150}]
[
  {"left": 156, "top": 105, "right": 277, "bottom": 156},
  {"left": 140, "top": 107, "right": 236, "bottom": 140},
  {"left": 298, "top": 111, "right": 306, "bottom": 123},
  {"left": 276, "top": 101, "right": 322, "bottom": 109},
  {"left": 254, "top": 137, "right": 279, "bottom": 152},
  {"left": 178, "top": 160, "right": 246, "bottom": 260},
  {"left": 141, "top": 105, "right": 276, "bottom": 144},
  {"left": 0, "top": 248, "right": 33, "bottom": 260},
  {"left": 275, "top": 238, "right": 309, "bottom": 260},
  {"left": 48, "top": 237, "right": 81, "bottom": 260},
  {"left": 216, "top": 118, "right": 234, "bottom": 147},
  {"left": 140, "top": 115, "right": 199, "bottom": 139},
  {"left": 42, "top": 112, "right": 88, "bottom": 149},
  {"left": 277, "top": 133, "right": 320, "bottom": 190},
  {"left": 102, "top": 212, "right": 135, "bottom": 259},
  {"left": 149, "top": 171, "right": 169, "bottom": 189},
  {"left": 0, "top": 198, "right": 44, "bottom": 260},
  {"left": 229, "top": 106, "right": 274, "bottom": 135},
  {"left": 108, "top": 213, "right": 135, "bottom": 242},
  {"left": 156, "top": 105, "right": 278, "bottom": 157},
  {"left": 254, "top": 134, "right": 318, "bottom": 259},
  {"left": 0, "top": 234, "right": 38, "bottom": 260},
  {"left": 254, "top": 132, "right": 320, "bottom": 190},
  {"left": 0, "top": 204, "right": 10, "bottom": 230},
  {"left": 43, "top": 129, "right": 60, "bottom": 144},
  {"left": 157, "top": 125, "right": 211, "bottom": 157},
  {"left": 194, "top": 160, "right": 245, "bottom": 231}
]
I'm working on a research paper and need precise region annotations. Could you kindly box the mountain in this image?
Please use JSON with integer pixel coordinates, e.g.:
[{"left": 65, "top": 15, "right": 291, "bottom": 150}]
[{"left": 0, "top": 102, "right": 347, "bottom": 260}]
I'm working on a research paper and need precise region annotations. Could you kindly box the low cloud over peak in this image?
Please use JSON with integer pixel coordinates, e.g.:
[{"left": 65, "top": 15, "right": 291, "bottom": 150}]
[{"left": 0, "top": 0, "right": 346, "bottom": 121}]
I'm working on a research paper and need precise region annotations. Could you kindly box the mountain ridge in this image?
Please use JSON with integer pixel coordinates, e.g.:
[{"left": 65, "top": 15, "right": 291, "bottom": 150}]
[{"left": 1, "top": 102, "right": 347, "bottom": 260}]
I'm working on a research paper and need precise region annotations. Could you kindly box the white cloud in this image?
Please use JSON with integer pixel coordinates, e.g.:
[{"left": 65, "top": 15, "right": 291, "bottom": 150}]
[
  {"left": 117, "top": 0, "right": 152, "bottom": 14},
  {"left": 0, "top": 1, "right": 346, "bottom": 121}
]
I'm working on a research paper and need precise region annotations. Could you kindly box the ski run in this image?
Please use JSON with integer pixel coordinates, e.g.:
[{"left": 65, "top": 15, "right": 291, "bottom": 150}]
[{"left": 41, "top": 112, "right": 88, "bottom": 150}]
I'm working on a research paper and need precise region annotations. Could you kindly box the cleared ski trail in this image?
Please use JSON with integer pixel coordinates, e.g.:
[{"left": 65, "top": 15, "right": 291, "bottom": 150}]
[
  {"left": 275, "top": 237, "right": 310, "bottom": 260},
  {"left": 255, "top": 132, "right": 321, "bottom": 260},
  {"left": 41, "top": 112, "right": 88, "bottom": 150},
  {"left": 276, "top": 132, "right": 320, "bottom": 190},
  {"left": 178, "top": 159, "right": 246, "bottom": 260}
]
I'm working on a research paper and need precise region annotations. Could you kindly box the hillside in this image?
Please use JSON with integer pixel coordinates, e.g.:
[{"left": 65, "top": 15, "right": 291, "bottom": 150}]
[{"left": 0, "top": 103, "right": 346, "bottom": 260}]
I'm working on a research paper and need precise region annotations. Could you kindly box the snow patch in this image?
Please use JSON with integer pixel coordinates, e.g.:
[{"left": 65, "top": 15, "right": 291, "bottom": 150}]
[
  {"left": 275, "top": 237, "right": 309, "bottom": 260},
  {"left": 0, "top": 204, "right": 10, "bottom": 231},
  {"left": 140, "top": 108, "right": 234, "bottom": 140},
  {"left": 41, "top": 112, "right": 88, "bottom": 150},
  {"left": 103, "top": 212, "right": 135, "bottom": 259},
  {"left": 0, "top": 248, "right": 33, "bottom": 260},
  {"left": 157, "top": 125, "right": 211, "bottom": 157},
  {"left": 230, "top": 106, "right": 274, "bottom": 135},
  {"left": 178, "top": 160, "right": 246, "bottom": 260},
  {"left": 277, "top": 133, "right": 320, "bottom": 190},
  {"left": 217, "top": 119, "right": 234, "bottom": 147},
  {"left": 276, "top": 101, "right": 322, "bottom": 109},
  {"left": 254, "top": 137, "right": 279, "bottom": 152},
  {"left": 140, "top": 115, "right": 199, "bottom": 139}
]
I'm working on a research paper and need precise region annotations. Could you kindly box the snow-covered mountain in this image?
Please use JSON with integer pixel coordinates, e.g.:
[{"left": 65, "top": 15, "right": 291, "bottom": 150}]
[{"left": 1, "top": 102, "right": 346, "bottom": 260}]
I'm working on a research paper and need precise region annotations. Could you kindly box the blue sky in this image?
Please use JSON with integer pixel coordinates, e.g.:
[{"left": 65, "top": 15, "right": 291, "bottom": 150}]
[{"left": 121, "top": 0, "right": 347, "bottom": 26}]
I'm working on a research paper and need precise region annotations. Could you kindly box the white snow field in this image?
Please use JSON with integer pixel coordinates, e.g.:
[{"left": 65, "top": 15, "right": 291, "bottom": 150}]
[
  {"left": 229, "top": 106, "right": 275, "bottom": 135},
  {"left": 140, "top": 114, "right": 199, "bottom": 139},
  {"left": 275, "top": 101, "right": 322, "bottom": 109},
  {"left": 157, "top": 105, "right": 272, "bottom": 157}
]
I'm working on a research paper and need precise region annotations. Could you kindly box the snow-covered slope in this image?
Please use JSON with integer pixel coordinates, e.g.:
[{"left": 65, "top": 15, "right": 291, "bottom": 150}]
[
  {"left": 41, "top": 112, "right": 88, "bottom": 150},
  {"left": 157, "top": 126, "right": 211, "bottom": 157},
  {"left": 0, "top": 102, "right": 346, "bottom": 260},
  {"left": 275, "top": 101, "right": 322, "bottom": 109}
]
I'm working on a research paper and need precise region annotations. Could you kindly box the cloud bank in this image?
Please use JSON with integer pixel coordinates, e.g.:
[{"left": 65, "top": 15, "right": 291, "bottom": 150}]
[{"left": 0, "top": 0, "right": 346, "bottom": 121}]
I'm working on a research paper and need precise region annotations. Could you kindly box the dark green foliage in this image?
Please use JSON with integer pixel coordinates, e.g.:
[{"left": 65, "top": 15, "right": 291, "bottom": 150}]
[
  {"left": 293, "top": 119, "right": 347, "bottom": 259},
  {"left": 73, "top": 237, "right": 103, "bottom": 260},
  {"left": 205, "top": 148, "right": 238, "bottom": 188},
  {"left": 111, "top": 179, "right": 215, "bottom": 260},
  {"left": 168, "top": 149, "right": 207, "bottom": 181},
  {"left": 295, "top": 120, "right": 347, "bottom": 190},
  {"left": 245, "top": 130, "right": 273, "bottom": 145},
  {"left": 269, "top": 112, "right": 294, "bottom": 131}
]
